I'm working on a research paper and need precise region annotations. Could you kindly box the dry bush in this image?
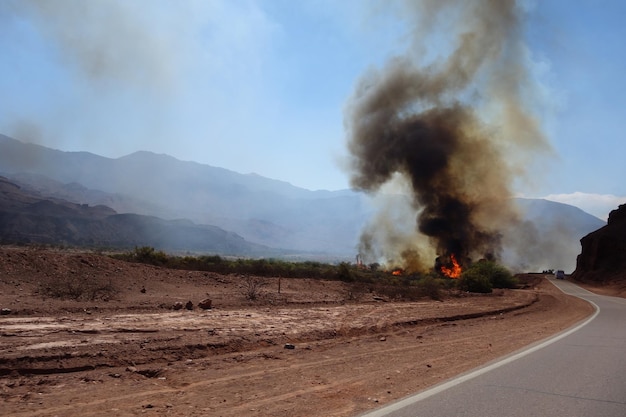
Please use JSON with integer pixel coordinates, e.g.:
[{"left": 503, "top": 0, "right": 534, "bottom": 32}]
[
  {"left": 241, "top": 275, "right": 266, "bottom": 301},
  {"left": 40, "top": 274, "right": 117, "bottom": 301}
]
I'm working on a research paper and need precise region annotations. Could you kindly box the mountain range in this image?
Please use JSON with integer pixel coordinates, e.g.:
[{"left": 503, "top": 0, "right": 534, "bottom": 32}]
[
  {"left": 0, "top": 175, "right": 278, "bottom": 256},
  {"left": 0, "top": 134, "right": 606, "bottom": 270}
]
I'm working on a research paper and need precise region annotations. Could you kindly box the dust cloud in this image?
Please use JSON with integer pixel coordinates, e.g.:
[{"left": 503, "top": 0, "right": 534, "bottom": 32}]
[{"left": 345, "top": 0, "right": 550, "bottom": 271}]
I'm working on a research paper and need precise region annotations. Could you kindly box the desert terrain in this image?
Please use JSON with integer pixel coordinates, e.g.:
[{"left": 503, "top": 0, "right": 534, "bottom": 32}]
[{"left": 0, "top": 247, "right": 598, "bottom": 416}]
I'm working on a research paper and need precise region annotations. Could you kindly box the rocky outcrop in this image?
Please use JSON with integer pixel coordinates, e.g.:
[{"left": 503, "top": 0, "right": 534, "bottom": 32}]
[{"left": 573, "top": 204, "right": 626, "bottom": 282}]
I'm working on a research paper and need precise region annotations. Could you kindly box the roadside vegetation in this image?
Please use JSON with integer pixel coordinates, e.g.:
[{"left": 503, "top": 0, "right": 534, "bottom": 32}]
[
  {"left": 458, "top": 261, "right": 518, "bottom": 293},
  {"left": 109, "top": 246, "right": 517, "bottom": 300}
]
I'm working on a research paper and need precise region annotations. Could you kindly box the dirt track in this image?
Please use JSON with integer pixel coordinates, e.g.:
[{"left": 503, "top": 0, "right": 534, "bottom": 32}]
[{"left": 0, "top": 248, "right": 594, "bottom": 416}]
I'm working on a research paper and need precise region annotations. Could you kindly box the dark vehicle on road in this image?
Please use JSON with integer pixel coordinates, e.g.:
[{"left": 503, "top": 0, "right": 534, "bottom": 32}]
[{"left": 555, "top": 270, "right": 565, "bottom": 280}]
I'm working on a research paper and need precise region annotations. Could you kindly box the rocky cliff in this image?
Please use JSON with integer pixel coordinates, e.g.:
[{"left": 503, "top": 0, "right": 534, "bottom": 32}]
[{"left": 573, "top": 204, "right": 626, "bottom": 282}]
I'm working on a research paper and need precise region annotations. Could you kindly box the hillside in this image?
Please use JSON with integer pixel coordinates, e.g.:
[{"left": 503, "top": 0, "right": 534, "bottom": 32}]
[{"left": 0, "top": 176, "right": 275, "bottom": 255}]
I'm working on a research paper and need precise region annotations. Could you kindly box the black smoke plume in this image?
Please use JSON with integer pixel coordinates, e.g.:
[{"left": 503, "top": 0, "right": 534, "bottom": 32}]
[{"left": 346, "top": 0, "right": 548, "bottom": 271}]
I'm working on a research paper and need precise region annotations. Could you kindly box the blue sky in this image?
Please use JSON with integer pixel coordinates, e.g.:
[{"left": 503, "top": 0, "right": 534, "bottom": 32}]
[{"left": 0, "top": 0, "right": 625, "bottom": 219}]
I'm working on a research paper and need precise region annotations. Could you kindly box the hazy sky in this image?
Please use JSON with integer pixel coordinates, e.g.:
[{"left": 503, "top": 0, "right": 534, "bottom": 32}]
[{"left": 0, "top": 0, "right": 625, "bottom": 219}]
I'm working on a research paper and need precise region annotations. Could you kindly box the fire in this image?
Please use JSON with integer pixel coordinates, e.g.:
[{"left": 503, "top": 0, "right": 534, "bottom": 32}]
[
  {"left": 440, "top": 254, "right": 462, "bottom": 279},
  {"left": 391, "top": 269, "right": 403, "bottom": 276}
]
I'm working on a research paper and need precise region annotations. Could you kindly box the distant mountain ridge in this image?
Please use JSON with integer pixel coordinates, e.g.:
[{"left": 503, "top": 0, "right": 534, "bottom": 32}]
[
  {"left": 0, "top": 175, "right": 276, "bottom": 255},
  {"left": 0, "top": 134, "right": 606, "bottom": 268},
  {"left": 0, "top": 134, "right": 370, "bottom": 255}
]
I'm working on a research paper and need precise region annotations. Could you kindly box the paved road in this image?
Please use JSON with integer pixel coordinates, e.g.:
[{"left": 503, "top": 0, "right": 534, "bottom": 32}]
[{"left": 361, "top": 278, "right": 626, "bottom": 417}]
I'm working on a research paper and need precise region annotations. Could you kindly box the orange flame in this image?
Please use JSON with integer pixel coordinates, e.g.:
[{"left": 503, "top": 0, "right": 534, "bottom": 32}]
[
  {"left": 441, "top": 254, "right": 462, "bottom": 279},
  {"left": 391, "top": 269, "right": 403, "bottom": 276}
]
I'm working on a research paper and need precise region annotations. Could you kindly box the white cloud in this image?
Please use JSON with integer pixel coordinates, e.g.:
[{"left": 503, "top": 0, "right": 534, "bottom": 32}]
[{"left": 541, "top": 192, "right": 626, "bottom": 220}]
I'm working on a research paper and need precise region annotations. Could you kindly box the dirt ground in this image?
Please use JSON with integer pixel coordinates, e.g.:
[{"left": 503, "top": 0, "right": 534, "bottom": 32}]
[{"left": 0, "top": 247, "right": 597, "bottom": 417}]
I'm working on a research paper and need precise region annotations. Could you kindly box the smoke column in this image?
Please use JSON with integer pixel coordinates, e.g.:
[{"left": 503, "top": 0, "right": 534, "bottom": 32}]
[{"left": 346, "top": 0, "right": 549, "bottom": 271}]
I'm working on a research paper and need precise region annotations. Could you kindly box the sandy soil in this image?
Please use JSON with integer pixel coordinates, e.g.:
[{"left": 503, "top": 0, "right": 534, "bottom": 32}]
[{"left": 0, "top": 247, "right": 595, "bottom": 416}]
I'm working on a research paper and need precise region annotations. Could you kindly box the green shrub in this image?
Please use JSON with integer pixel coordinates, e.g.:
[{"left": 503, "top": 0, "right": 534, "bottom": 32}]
[
  {"left": 131, "top": 246, "right": 169, "bottom": 266},
  {"left": 336, "top": 262, "right": 354, "bottom": 282},
  {"left": 488, "top": 265, "right": 517, "bottom": 289},
  {"left": 417, "top": 276, "right": 444, "bottom": 300},
  {"left": 458, "top": 261, "right": 516, "bottom": 293},
  {"left": 458, "top": 268, "right": 493, "bottom": 293}
]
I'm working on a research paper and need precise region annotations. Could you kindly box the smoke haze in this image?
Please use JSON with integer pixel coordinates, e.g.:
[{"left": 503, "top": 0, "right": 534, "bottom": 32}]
[
  {"left": 3, "top": 0, "right": 189, "bottom": 90},
  {"left": 346, "top": 0, "right": 550, "bottom": 271},
  {"left": 0, "top": 0, "right": 281, "bottom": 169}
]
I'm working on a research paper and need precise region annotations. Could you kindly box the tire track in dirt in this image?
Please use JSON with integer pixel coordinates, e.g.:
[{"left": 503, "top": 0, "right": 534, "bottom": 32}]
[
  {"left": 0, "top": 292, "right": 538, "bottom": 376},
  {"left": 6, "top": 293, "right": 583, "bottom": 417},
  {"left": 5, "top": 322, "right": 508, "bottom": 416}
]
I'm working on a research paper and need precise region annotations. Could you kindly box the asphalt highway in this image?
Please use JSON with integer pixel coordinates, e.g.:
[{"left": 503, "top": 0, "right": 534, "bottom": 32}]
[{"left": 361, "top": 278, "right": 626, "bottom": 417}]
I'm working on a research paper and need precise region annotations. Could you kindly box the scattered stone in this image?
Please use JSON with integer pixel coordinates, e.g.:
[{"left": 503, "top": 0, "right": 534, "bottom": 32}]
[
  {"left": 185, "top": 301, "right": 193, "bottom": 310},
  {"left": 1, "top": 308, "right": 11, "bottom": 315},
  {"left": 140, "top": 286, "right": 146, "bottom": 293},
  {"left": 126, "top": 366, "right": 138, "bottom": 373},
  {"left": 426, "top": 364, "right": 432, "bottom": 368},
  {"left": 284, "top": 343, "right": 295, "bottom": 350},
  {"left": 198, "top": 298, "right": 212, "bottom": 309},
  {"left": 136, "top": 368, "right": 162, "bottom": 378},
  {"left": 379, "top": 336, "right": 386, "bottom": 342},
  {"left": 109, "top": 373, "right": 121, "bottom": 378},
  {"left": 172, "top": 302, "right": 183, "bottom": 310}
]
